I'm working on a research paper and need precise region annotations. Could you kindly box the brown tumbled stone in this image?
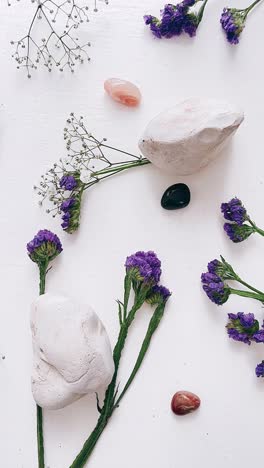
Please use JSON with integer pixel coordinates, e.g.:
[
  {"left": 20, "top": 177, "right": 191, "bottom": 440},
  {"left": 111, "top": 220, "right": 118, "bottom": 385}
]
[{"left": 171, "top": 391, "right": 200, "bottom": 416}]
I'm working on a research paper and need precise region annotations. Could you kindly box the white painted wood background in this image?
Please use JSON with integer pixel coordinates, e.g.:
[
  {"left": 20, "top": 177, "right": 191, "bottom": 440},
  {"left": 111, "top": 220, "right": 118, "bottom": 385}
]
[{"left": 0, "top": 0, "right": 264, "bottom": 466}]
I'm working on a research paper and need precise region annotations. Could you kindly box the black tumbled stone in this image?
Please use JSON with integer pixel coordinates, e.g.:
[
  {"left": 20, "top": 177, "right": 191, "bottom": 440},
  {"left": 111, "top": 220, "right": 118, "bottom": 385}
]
[{"left": 161, "top": 183, "right": 191, "bottom": 210}]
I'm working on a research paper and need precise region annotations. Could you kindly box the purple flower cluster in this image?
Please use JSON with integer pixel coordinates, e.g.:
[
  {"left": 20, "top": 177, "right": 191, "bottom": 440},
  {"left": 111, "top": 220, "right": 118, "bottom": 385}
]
[
  {"left": 125, "top": 251, "right": 161, "bottom": 284},
  {"left": 252, "top": 329, "right": 264, "bottom": 343},
  {"left": 207, "top": 259, "right": 221, "bottom": 274},
  {"left": 220, "top": 8, "right": 245, "bottom": 45},
  {"left": 27, "top": 229, "right": 62, "bottom": 264},
  {"left": 221, "top": 198, "right": 247, "bottom": 225},
  {"left": 126, "top": 251, "right": 171, "bottom": 303},
  {"left": 60, "top": 197, "right": 76, "bottom": 230},
  {"left": 147, "top": 284, "right": 172, "bottom": 304},
  {"left": 226, "top": 312, "right": 259, "bottom": 345},
  {"left": 227, "top": 313, "right": 264, "bottom": 377},
  {"left": 144, "top": 0, "right": 199, "bottom": 39},
  {"left": 201, "top": 271, "right": 230, "bottom": 305},
  {"left": 224, "top": 223, "right": 254, "bottom": 243},
  {"left": 221, "top": 198, "right": 254, "bottom": 243},
  {"left": 207, "top": 257, "right": 237, "bottom": 281},
  {"left": 60, "top": 175, "right": 77, "bottom": 191},
  {"left": 256, "top": 361, "right": 264, "bottom": 378}
]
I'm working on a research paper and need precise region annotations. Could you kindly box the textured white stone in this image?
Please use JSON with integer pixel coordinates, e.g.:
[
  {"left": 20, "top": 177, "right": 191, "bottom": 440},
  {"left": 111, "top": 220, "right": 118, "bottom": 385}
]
[
  {"left": 138, "top": 98, "right": 244, "bottom": 175},
  {"left": 31, "top": 293, "right": 114, "bottom": 410}
]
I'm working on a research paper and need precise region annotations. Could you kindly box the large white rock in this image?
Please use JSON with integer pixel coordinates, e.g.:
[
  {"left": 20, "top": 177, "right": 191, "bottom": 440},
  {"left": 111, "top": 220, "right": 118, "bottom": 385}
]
[
  {"left": 31, "top": 293, "right": 114, "bottom": 410},
  {"left": 138, "top": 98, "right": 244, "bottom": 175}
]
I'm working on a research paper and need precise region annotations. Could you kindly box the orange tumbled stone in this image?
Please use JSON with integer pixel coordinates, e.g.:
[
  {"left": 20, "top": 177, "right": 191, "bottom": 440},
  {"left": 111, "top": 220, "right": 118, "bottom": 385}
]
[
  {"left": 171, "top": 391, "right": 201, "bottom": 416},
  {"left": 104, "top": 78, "right": 141, "bottom": 107}
]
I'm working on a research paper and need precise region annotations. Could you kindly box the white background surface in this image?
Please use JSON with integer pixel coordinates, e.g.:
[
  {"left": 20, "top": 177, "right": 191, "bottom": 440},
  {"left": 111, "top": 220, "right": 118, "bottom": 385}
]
[{"left": 1, "top": 0, "right": 264, "bottom": 467}]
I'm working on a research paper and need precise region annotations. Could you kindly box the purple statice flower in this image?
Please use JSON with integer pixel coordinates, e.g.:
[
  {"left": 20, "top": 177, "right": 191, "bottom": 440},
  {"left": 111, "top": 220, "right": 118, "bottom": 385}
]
[
  {"left": 224, "top": 223, "right": 254, "bottom": 243},
  {"left": 60, "top": 175, "right": 77, "bottom": 191},
  {"left": 207, "top": 259, "right": 221, "bottom": 274},
  {"left": 201, "top": 272, "right": 230, "bottom": 305},
  {"left": 183, "top": 0, "right": 196, "bottom": 6},
  {"left": 27, "top": 229, "right": 62, "bottom": 264},
  {"left": 228, "top": 312, "right": 256, "bottom": 329},
  {"left": 147, "top": 284, "right": 172, "bottom": 304},
  {"left": 221, "top": 198, "right": 247, "bottom": 225},
  {"left": 60, "top": 198, "right": 76, "bottom": 212},
  {"left": 253, "top": 330, "right": 264, "bottom": 343},
  {"left": 256, "top": 361, "right": 264, "bottom": 378},
  {"left": 125, "top": 251, "right": 161, "bottom": 284},
  {"left": 159, "top": 4, "right": 183, "bottom": 38},
  {"left": 227, "top": 328, "right": 251, "bottom": 345},
  {"left": 183, "top": 14, "right": 199, "bottom": 36},
  {"left": 220, "top": 8, "right": 246, "bottom": 45},
  {"left": 60, "top": 196, "right": 81, "bottom": 232},
  {"left": 61, "top": 212, "right": 71, "bottom": 230},
  {"left": 144, "top": 0, "right": 202, "bottom": 39},
  {"left": 60, "top": 197, "right": 77, "bottom": 231},
  {"left": 206, "top": 258, "right": 233, "bottom": 279},
  {"left": 226, "top": 312, "right": 259, "bottom": 345},
  {"left": 143, "top": 15, "right": 162, "bottom": 38}
]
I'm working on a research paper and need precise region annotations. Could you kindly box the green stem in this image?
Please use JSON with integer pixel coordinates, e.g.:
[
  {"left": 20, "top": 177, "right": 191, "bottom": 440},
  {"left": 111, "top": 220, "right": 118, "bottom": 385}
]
[
  {"left": 230, "top": 288, "right": 264, "bottom": 302},
  {"left": 69, "top": 290, "right": 151, "bottom": 468},
  {"left": 114, "top": 302, "right": 166, "bottom": 409},
  {"left": 83, "top": 158, "right": 150, "bottom": 191},
  {"left": 197, "top": 0, "right": 209, "bottom": 23},
  {"left": 36, "top": 261, "right": 48, "bottom": 468},
  {"left": 123, "top": 273, "right": 132, "bottom": 321},
  {"left": 248, "top": 219, "right": 264, "bottom": 237},
  {"left": 245, "top": 0, "right": 263, "bottom": 15},
  {"left": 254, "top": 226, "right": 264, "bottom": 237},
  {"left": 235, "top": 277, "right": 264, "bottom": 296},
  {"left": 37, "top": 405, "right": 45, "bottom": 468}
]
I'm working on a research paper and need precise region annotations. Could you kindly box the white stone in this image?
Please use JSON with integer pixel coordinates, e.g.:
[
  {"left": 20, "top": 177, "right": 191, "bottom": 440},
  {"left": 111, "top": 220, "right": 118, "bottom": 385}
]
[
  {"left": 31, "top": 293, "right": 114, "bottom": 410},
  {"left": 138, "top": 98, "right": 244, "bottom": 175}
]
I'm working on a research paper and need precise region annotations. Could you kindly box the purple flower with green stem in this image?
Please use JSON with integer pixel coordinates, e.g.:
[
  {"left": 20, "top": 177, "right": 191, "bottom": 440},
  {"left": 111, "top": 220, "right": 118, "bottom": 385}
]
[
  {"left": 69, "top": 252, "right": 171, "bottom": 467},
  {"left": 27, "top": 229, "right": 63, "bottom": 468},
  {"left": 147, "top": 284, "right": 172, "bottom": 304},
  {"left": 27, "top": 229, "right": 62, "bottom": 267},
  {"left": 221, "top": 198, "right": 264, "bottom": 243},
  {"left": 226, "top": 312, "right": 259, "bottom": 345},
  {"left": 202, "top": 256, "right": 264, "bottom": 305},
  {"left": 220, "top": 0, "right": 263, "bottom": 45},
  {"left": 125, "top": 251, "right": 161, "bottom": 285},
  {"left": 144, "top": 0, "right": 209, "bottom": 39}
]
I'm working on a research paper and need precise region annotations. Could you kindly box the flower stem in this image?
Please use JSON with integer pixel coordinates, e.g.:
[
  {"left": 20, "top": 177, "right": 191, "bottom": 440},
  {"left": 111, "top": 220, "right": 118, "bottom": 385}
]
[
  {"left": 83, "top": 158, "right": 150, "bottom": 191},
  {"left": 36, "top": 261, "right": 48, "bottom": 468},
  {"left": 197, "top": 0, "right": 209, "bottom": 23},
  {"left": 230, "top": 288, "right": 264, "bottom": 302},
  {"left": 92, "top": 158, "right": 150, "bottom": 177},
  {"left": 69, "top": 286, "right": 159, "bottom": 468},
  {"left": 248, "top": 219, "right": 264, "bottom": 237},
  {"left": 37, "top": 405, "right": 45, "bottom": 468},
  {"left": 114, "top": 302, "right": 166, "bottom": 409},
  {"left": 235, "top": 277, "right": 264, "bottom": 296},
  {"left": 245, "top": 0, "right": 263, "bottom": 15}
]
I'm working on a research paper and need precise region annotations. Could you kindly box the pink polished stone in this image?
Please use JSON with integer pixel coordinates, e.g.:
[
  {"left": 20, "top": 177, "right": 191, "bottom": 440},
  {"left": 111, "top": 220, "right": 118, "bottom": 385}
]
[
  {"left": 104, "top": 78, "right": 141, "bottom": 107},
  {"left": 171, "top": 391, "right": 201, "bottom": 416}
]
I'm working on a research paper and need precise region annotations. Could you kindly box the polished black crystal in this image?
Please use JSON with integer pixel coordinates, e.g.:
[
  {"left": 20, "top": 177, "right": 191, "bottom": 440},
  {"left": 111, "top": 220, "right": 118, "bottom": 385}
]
[{"left": 161, "top": 183, "right": 191, "bottom": 210}]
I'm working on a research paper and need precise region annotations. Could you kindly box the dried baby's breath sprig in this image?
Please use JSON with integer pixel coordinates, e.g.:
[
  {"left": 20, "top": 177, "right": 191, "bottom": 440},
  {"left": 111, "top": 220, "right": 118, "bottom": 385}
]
[
  {"left": 35, "top": 113, "right": 150, "bottom": 233},
  {"left": 9, "top": 0, "right": 109, "bottom": 78}
]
